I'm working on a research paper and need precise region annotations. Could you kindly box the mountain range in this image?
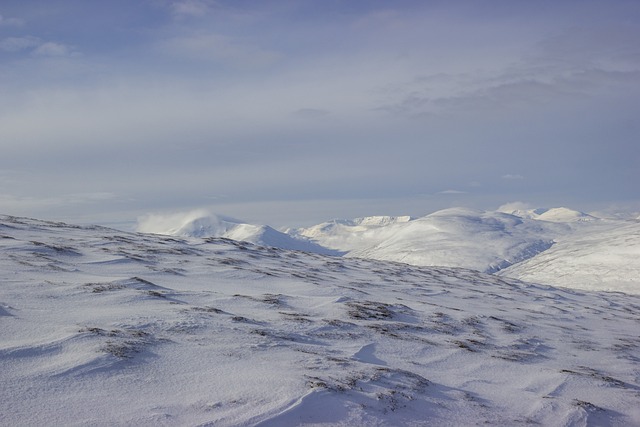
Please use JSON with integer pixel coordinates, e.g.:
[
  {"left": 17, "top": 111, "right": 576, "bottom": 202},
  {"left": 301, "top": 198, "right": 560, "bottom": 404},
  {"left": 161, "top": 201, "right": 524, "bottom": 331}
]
[{"left": 139, "top": 207, "right": 640, "bottom": 294}]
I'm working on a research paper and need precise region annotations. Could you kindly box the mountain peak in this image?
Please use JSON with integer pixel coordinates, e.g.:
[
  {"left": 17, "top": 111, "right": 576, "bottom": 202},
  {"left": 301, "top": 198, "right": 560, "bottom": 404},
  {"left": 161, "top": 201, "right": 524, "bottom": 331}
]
[
  {"left": 137, "top": 210, "right": 339, "bottom": 255},
  {"left": 536, "top": 207, "right": 597, "bottom": 222},
  {"left": 499, "top": 206, "right": 597, "bottom": 222}
]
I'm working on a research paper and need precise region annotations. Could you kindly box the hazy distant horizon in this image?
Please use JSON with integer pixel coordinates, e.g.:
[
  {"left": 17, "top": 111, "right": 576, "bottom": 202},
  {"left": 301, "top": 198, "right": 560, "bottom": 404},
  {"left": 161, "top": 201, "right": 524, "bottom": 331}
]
[{"left": 1, "top": 0, "right": 639, "bottom": 227}]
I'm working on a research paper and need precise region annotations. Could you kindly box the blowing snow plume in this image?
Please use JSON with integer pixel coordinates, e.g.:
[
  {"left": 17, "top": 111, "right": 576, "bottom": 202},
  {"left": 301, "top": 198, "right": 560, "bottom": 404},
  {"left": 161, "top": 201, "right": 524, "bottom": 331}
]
[
  {"left": 137, "top": 209, "right": 340, "bottom": 255},
  {"left": 137, "top": 209, "right": 241, "bottom": 238}
]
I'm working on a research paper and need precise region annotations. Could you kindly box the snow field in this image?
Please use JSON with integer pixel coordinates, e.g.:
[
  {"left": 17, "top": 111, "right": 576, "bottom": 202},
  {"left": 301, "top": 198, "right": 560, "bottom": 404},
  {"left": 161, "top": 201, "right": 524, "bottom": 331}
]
[{"left": 1, "top": 215, "right": 640, "bottom": 426}]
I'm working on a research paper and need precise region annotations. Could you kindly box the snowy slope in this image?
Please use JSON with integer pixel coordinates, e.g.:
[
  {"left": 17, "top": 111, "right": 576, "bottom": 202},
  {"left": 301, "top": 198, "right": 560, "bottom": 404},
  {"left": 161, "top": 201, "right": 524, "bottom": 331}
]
[
  {"left": 535, "top": 207, "right": 598, "bottom": 222},
  {"left": 2, "top": 214, "right": 640, "bottom": 426},
  {"left": 346, "top": 208, "right": 570, "bottom": 272},
  {"left": 498, "top": 206, "right": 598, "bottom": 223},
  {"left": 137, "top": 210, "right": 338, "bottom": 255},
  {"left": 499, "top": 220, "right": 640, "bottom": 294},
  {"left": 292, "top": 208, "right": 572, "bottom": 273},
  {"left": 290, "top": 208, "right": 640, "bottom": 292},
  {"left": 285, "top": 215, "right": 412, "bottom": 253}
]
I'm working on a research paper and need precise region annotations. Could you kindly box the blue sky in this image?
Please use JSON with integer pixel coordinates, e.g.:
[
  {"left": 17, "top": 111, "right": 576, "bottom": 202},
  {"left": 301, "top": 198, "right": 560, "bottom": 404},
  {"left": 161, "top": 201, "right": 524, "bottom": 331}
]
[{"left": 1, "top": 0, "right": 639, "bottom": 227}]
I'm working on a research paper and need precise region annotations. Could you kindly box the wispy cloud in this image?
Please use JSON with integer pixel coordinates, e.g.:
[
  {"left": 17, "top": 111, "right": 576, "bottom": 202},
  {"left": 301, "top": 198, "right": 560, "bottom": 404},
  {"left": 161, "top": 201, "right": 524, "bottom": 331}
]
[
  {"left": 33, "top": 41, "right": 78, "bottom": 57},
  {"left": 375, "top": 22, "right": 640, "bottom": 119},
  {"left": 438, "top": 190, "right": 467, "bottom": 195},
  {"left": 0, "top": 36, "right": 78, "bottom": 57},
  {"left": 502, "top": 174, "right": 525, "bottom": 181},
  {"left": 0, "top": 14, "right": 24, "bottom": 27},
  {"left": 159, "top": 33, "right": 280, "bottom": 67},
  {"left": 171, "top": 0, "right": 214, "bottom": 17},
  {"left": 0, "top": 36, "right": 40, "bottom": 52}
]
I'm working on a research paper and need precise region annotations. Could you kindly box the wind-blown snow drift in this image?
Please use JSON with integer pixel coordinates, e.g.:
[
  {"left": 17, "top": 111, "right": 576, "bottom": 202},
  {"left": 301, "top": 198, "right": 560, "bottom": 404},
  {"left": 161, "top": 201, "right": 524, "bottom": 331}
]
[{"left": 1, "top": 215, "right": 640, "bottom": 426}]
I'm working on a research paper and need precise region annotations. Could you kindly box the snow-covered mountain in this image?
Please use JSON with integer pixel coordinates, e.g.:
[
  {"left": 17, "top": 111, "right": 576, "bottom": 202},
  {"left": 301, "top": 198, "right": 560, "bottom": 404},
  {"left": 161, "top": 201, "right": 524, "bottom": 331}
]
[
  {"left": 285, "top": 215, "right": 413, "bottom": 254},
  {"left": 499, "top": 220, "right": 640, "bottom": 294},
  {"left": 2, "top": 214, "right": 640, "bottom": 426},
  {"left": 347, "top": 208, "right": 573, "bottom": 273},
  {"left": 136, "top": 207, "right": 640, "bottom": 294},
  {"left": 498, "top": 206, "right": 598, "bottom": 222},
  {"left": 137, "top": 210, "right": 338, "bottom": 255},
  {"left": 290, "top": 208, "right": 573, "bottom": 273}
]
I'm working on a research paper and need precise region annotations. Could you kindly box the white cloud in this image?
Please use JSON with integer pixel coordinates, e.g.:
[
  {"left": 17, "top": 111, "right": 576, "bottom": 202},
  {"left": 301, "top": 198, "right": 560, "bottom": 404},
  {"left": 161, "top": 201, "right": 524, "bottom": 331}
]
[
  {"left": 0, "top": 37, "right": 78, "bottom": 57},
  {"left": 0, "top": 1, "right": 637, "bottom": 227},
  {"left": 501, "top": 174, "right": 525, "bottom": 180},
  {"left": 0, "top": 14, "right": 24, "bottom": 27},
  {"left": 171, "top": 0, "right": 213, "bottom": 17},
  {"left": 33, "top": 41, "right": 78, "bottom": 57},
  {"left": 160, "top": 33, "right": 280, "bottom": 67},
  {"left": 375, "top": 23, "right": 640, "bottom": 120},
  {"left": 0, "top": 36, "right": 40, "bottom": 52}
]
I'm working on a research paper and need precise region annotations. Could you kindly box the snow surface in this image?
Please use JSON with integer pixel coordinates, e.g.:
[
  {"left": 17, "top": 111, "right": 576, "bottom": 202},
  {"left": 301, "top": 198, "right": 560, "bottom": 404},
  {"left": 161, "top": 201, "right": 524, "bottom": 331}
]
[
  {"left": 2, "top": 214, "right": 640, "bottom": 426},
  {"left": 499, "top": 220, "right": 640, "bottom": 294},
  {"left": 284, "top": 216, "right": 415, "bottom": 255}
]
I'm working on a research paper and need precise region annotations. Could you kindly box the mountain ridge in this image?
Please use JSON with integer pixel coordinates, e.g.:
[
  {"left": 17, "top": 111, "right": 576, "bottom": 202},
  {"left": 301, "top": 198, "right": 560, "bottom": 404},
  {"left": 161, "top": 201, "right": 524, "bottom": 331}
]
[
  {"left": 135, "top": 207, "right": 639, "bottom": 294},
  {"left": 137, "top": 210, "right": 340, "bottom": 255}
]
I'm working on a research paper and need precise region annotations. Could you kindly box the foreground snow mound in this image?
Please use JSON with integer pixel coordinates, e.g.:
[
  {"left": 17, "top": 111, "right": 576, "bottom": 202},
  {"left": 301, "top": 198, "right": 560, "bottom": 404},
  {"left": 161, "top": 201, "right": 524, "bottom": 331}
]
[
  {"left": 499, "top": 220, "right": 640, "bottom": 294},
  {"left": 138, "top": 210, "right": 338, "bottom": 255},
  {"left": 2, "top": 214, "right": 640, "bottom": 426}
]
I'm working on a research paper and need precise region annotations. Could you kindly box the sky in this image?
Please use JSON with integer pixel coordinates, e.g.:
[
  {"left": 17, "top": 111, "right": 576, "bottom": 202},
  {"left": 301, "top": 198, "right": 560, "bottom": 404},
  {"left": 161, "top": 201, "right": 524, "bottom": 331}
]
[{"left": 1, "top": 0, "right": 639, "bottom": 228}]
